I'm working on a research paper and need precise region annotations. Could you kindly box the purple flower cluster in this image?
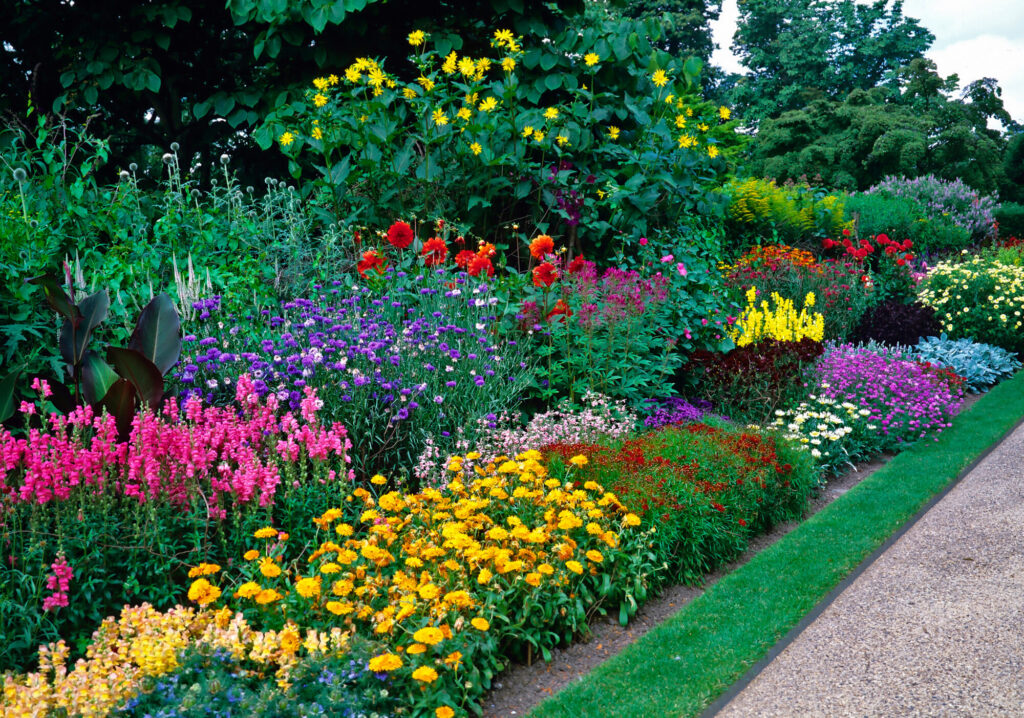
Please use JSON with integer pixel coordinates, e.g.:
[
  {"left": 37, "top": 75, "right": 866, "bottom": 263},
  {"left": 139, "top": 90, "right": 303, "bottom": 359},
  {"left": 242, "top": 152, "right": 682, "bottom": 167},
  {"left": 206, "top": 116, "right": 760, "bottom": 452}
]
[
  {"left": 865, "top": 174, "right": 997, "bottom": 240},
  {"left": 176, "top": 271, "right": 533, "bottom": 478},
  {"left": 640, "top": 397, "right": 723, "bottom": 429},
  {"left": 814, "top": 344, "right": 964, "bottom": 450}
]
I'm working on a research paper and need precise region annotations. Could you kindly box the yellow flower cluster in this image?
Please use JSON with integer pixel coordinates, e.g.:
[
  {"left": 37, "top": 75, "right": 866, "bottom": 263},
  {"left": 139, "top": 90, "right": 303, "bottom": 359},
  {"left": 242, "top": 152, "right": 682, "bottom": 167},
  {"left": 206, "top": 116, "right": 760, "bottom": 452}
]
[
  {"left": 918, "top": 254, "right": 1024, "bottom": 336},
  {"left": 730, "top": 287, "right": 825, "bottom": 346},
  {"left": 727, "top": 178, "right": 853, "bottom": 239},
  {"left": 2, "top": 604, "right": 345, "bottom": 716}
]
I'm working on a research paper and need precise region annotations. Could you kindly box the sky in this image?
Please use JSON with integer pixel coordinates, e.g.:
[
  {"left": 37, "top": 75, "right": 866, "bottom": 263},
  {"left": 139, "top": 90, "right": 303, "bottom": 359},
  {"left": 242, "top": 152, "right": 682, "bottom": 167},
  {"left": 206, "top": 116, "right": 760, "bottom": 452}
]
[{"left": 710, "top": 0, "right": 1024, "bottom": 125}]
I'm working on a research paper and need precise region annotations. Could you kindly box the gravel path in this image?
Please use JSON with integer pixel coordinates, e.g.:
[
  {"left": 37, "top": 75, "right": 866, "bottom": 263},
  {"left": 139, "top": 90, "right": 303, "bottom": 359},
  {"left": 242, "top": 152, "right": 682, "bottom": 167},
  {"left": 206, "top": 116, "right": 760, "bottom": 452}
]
[{"left": 715, "top": 419, "right": 1024, "bottom": 718}]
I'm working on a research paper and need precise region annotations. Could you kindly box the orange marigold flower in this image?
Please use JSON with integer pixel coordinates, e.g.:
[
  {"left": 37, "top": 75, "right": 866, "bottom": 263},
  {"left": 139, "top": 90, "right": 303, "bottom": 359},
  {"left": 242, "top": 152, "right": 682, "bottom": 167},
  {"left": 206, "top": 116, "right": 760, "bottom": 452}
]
[
  {"left": 412, "top": 666, "right": 440, "bottom": 683},
  {"left": 529, "top": 234, "right": 554, "bottom": 259}
]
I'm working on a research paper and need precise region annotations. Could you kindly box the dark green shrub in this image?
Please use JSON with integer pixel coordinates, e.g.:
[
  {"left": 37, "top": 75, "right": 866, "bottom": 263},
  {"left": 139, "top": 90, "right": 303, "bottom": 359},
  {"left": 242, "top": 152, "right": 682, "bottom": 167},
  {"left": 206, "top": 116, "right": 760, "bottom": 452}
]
[
  {"left": 995, "top": 202, "right": 1024, "bottom": 239},
  {"left": 845, "top": 193, "right": 970, "bottom": 254}
]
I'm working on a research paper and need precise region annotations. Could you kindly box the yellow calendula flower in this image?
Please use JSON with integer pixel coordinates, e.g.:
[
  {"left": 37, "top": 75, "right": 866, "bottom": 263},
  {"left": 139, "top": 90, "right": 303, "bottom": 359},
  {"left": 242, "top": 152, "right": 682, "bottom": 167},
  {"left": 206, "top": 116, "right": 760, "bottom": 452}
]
[
  {"left": 370, "top": 474, "right": 388, "bottom": 485},
  {"left": 235, "top": 581, "right": 261, "bottom": 599},
  {"left": 187, "top": 578, "right": 221, "bottom": 606},
  {"left": 437, "top": 706, "right": 456, "bottom": 718},
  {"left": 243, "top": 549, "right": 259, "bottom": 561},
  {"left": 479, "top": 96, "right": 498, "bottom": 112},
  {"left": 278, "top": 133, "right": 294, "bottom": 147},
  {"left": 368, "top": 653, "right": 402, "bottom": 672},
  {"left": 470, "top": 142, "right": 483, "bottom": 156},
  {"left": 624, "top": 513, "right": 641, "bottom": 527},
  {"left": 259, "top": 558, "right": 282, "bottom": 578},
  {"left": 608, "top": 125, "right": 620, "bottom": 140},
  {"left": 566, "top": 560, "right": 584, "bottom": 575},
  {"left": 254, "top": 526, "right": 277, "bottom": 539},
  {"left": 651, "top": 69, "right": 669, "bottom": 87},
  {"left": 432, "top": 108, "right": 449, "bottom": 126},
  {"left": 296, "top": 577, "right": 320, "bottom": 599},
  {"left": 544, "top": 107, "right": 559, "bottom": 120},
  {"left": 412, "top": 666, "right": 440, "bottom": 683},
  {"left": 586, "top": 550, "right": 604, "bottom": 563},
  {"left": 471, "top": 617, "right": 490, "bottom": 631},
  {"left": 569, "top": 454, "right": 588, "bottom": 467},
  {"left": 584, "top": 52, "right": 600, "bottom": 66},
  {"left": 525, "top": 572, "right": 542, "bottom": 587},
  {"left": 413, "top": 627, "right": 444, "bottom": 645},
  {"left": 187, "top": 563, "right": 220, "bottom": 578},
  {"left": 408, "top": 30, "right": 426, "bottom": 46}
]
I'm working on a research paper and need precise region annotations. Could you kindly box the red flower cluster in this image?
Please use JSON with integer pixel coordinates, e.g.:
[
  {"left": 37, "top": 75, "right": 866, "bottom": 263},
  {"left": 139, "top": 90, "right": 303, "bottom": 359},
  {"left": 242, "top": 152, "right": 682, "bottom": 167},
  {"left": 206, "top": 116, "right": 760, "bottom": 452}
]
[
  {"left": 823, "top": 233, "right": 914, "bottom": 266},
  {"left": 421, "top": 237, "right": 448, "bottom": 266}
]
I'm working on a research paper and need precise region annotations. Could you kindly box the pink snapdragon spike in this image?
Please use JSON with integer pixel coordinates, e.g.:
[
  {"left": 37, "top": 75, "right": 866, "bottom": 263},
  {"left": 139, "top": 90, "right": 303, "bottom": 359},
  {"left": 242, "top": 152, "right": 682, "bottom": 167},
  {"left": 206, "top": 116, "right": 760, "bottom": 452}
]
[
  {"left": 0, "top": 375, "right": 351, "bottom": 510},
  {"left": 41, "top": 553, "right": 73, "bottom": 612}
]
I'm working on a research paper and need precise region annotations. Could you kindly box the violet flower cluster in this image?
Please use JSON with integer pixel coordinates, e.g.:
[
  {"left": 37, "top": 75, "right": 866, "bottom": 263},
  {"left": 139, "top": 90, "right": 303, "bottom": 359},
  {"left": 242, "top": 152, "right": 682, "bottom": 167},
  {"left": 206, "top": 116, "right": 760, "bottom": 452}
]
[
  {"left": 177, "top": 270, "right": 533, "bottom": 479},
  {"left": 813, "top": 344, "right": 964, "bottom": 450},
  {"left": 865, "top": 174, "right": 997, "bottom": 240},
  {"left": 640, "top": 397, "right": 724, "bottom": 429}
]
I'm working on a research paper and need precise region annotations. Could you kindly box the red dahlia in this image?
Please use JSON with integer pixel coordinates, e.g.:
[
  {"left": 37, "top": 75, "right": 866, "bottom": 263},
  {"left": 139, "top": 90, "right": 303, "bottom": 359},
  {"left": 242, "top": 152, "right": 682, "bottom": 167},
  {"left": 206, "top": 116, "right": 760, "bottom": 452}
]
[{"left": 387, "top": 220, "right": 414, "bottom": 249}]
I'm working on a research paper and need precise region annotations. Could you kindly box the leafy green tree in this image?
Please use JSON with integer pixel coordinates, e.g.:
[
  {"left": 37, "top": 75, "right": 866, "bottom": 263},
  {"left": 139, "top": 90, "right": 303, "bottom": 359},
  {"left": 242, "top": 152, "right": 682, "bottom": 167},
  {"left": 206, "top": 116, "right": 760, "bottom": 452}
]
[
  {"left": 745, "top": 59, "right": 1009, "bottom": 192},
  {"left": 730, "top": 0, "right": 933, "bottom": 123},
  {"left": 621, "top": 0, "right": 723, "bottom": 63}
]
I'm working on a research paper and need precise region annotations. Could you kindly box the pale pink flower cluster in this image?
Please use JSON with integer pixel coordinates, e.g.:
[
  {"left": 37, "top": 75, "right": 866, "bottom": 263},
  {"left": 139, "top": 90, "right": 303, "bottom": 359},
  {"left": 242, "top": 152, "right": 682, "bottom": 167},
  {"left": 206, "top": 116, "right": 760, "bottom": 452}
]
[
  {"left": 414, "top": 392, "right": 637, "bottom": 486},
  {"left": 0, "top": 375, "right": 351, "bottom": 513},
  {"left": 41, "top": 553, "right": 73, "bottom": 612}
]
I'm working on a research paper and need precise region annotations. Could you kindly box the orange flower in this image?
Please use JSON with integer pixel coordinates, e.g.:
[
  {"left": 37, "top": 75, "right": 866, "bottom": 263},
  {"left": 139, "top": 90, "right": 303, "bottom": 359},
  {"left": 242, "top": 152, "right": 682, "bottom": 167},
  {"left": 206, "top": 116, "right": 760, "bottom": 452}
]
[
  {"left": 357, "top": 249, "right": 387, "bottom": 278},
  {"left": 455, "top": 249, "right": 476, "bottom": 269},
  {"left": 468, "top": 254, "right": 494, "bottom": 278},
  {"left": 546, "top": 299, "right": 572, "bottom": 321},
  {"left": 529, "top": 234, "right": 554, "bottom": 259}
]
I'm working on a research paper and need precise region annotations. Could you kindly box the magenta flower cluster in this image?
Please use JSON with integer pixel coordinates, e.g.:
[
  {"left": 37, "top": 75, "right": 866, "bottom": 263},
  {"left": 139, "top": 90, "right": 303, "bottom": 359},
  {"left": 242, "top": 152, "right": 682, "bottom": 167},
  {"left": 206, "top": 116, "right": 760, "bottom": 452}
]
[
  {"left": 0, "top": 376, "right": 351, "bottom": 513},
  {"left": 41, "top": 553, "right": 73, "bottom": 612},
  {"left": 815, "top": 345, "right": 964, "bottom": 450}
]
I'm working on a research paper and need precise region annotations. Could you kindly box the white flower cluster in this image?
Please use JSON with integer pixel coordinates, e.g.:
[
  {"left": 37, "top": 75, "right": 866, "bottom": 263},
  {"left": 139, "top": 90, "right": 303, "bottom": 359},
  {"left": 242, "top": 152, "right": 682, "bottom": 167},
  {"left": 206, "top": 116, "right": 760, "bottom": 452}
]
[{"left": 768, "top": 395, "right": 875, "bottom": 474}]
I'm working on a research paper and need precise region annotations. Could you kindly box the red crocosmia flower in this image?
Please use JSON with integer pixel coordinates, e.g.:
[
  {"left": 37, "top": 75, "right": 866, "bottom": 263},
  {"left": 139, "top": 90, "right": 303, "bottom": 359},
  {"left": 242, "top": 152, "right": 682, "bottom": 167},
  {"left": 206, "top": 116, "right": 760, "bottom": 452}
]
[
  {"left": 875, "top": 233, "right": 890, "bottom": 245},
  {"left": 357, "top": 249, "right": 387, "bottom": 278},
  {"left": 386, "top": 221, "right": 414, "bottom": 249},
  {"left": 546, "top": 299, "right": 572, "bottom": 321},
  {"left": 454, "top": 249, "right": 476, "bottom": 269},
  {"left": 421, "top": 237, "right": 448, "bottom": 266},
  {"left": 532, "top": 262, "right": 558, "bottom": 287},
  {"left": 529, "top": 234, "right": 555, "bottom": 259},
  {"left": 567, "top": 255, "right": 587, "bottom": 274},
  {"left": 468, "top": 255, "right": 494, "bottom": 278}
]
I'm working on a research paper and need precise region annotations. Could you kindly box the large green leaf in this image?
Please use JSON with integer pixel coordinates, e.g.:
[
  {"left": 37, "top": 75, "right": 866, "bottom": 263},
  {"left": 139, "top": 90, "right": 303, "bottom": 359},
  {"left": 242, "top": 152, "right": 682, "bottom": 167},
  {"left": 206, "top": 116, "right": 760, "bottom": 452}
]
[
  {"left": 102, "top": 378, "right": 137, "bottom": 441},
  {"left": 127, "top": 293, "right": 181, "bottom": 375},
  {"left": 58, "top": 290, "right": 109, "bottom": 368},
  {"left": 0, "top": 370, "right": 19, "bottom": 423},
  {"left": 28, "top": 274, "right": 80, "bottom": 321},
  {"left": 80, "top": 350, "right": 120, "bottom": 405},
  {"left": 106, "top": 347, "right": 164, "bottom": 407}
]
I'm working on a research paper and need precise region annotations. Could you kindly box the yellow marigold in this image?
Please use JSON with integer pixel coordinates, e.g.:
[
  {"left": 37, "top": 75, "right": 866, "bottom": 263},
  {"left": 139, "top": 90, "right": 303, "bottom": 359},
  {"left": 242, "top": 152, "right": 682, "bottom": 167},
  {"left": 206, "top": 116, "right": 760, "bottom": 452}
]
[
  {"left": 586, "top": 550, "right": 604, "bottom": 563},
  {"left": 525, "top": 572, "right": 542, "bottom": 587},
  {"left": 437, "top": 706, "right": 456, "bottom": 718},
  {"left": 566, "top": 560, "right": 584, "bottom": 575},
  {"left": 569, "top": 454, "right": 588, "bottom": 468},
  {"left": 187, "top": 578, "right": 221, "bottom": 606},
  {"left": 413, "top": 627, "right": 444, "bottom": 646},
  {"left": 254, "top": 526, "right": 277, "bottom": 539},
  {"left": 235, "top": 581, "right": 261, "bottom": 599},
  {"left": 538, "top": 563, "right": 554, "bottom": 575},
  {"left": 443, "top": 590, "right": 473, "bottom": 608},
  {"left": 368, "top": 653, "right": 403, "bottom": 672},
  {"left": 255, "top": 588, "right": 282, "bottom": 604},
  {"left": 326, "top": 601, "right": 354, "bottom": 615},
  {"left": 471, "top": 617, "right": 490, "bottom": 631},
  {"left": 407, "top": 642, "right": 428, "bottom": 654},
  {"left": 259, "top": 558, "right": 282, "bottom": 578},
  {"left": 243, "top": 549, "right": 259, "bottom": 561},
  {"left": 187, "top": 562, "right": 221, "bottom": 578},
  {"left": 418, "top": 583, "right": 441, "bottom": 600},
  {"left": 413, "top": 666, "right": 440, "bottom": 683},
  {"left": 477, "top": 568, "right": 493, "bottom": 584},
  {"left": 624, "top": 513, "right": 641, "bottom": 527},
  {"left": 296, "top": 577, "right": 320, "bottom": 599}
]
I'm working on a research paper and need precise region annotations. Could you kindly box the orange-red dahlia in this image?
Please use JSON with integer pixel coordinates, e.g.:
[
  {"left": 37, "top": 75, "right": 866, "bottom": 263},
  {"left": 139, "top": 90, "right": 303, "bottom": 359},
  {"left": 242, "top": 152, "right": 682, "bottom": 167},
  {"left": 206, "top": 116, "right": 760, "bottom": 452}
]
[
  {"left": 532, "top": 262, "right": 558, "bottom": 287},
  {"left": 387, "top": 221, "right": 414, "bottom": 249},
  {"left": 357, "top": 249, "right": 387, "bottom": 277},
  {"left": 422, "top": 237, "right": 448, "bottom": 266},
  {"left": 529, "top": 234, "right": 554, "bottom": 259},
  {"left": 455, "top": 249, "right": 476, "bottom": 269},
  {"left": 468, "top": 254, "right": 494, "bottom": 277}
]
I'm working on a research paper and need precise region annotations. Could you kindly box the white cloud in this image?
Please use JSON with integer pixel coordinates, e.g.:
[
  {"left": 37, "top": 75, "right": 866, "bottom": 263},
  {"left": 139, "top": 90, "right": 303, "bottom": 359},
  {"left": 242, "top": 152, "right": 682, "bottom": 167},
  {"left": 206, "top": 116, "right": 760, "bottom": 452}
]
[{"left": 710, "top": 0, "right": 1024, "bottom": 124}]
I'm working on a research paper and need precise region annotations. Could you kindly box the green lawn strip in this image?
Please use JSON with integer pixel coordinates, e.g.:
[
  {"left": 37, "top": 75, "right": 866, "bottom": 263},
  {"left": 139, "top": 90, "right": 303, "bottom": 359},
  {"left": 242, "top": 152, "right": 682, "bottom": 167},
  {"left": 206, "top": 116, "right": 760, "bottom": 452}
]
[{"left": 529, "top": 370, "right": 1024, "bottom": 718}]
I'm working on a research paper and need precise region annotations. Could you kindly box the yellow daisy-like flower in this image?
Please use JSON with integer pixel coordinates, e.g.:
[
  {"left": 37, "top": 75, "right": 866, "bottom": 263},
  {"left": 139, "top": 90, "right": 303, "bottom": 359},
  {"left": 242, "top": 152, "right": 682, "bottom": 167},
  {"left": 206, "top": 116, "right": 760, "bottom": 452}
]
[
  {"left": 408, "top": 30, "right": 426, "bottom": 46},
  {"left": 278, "top": 132, "right": 294, "bottom": 147},
  {"left": 525, "top": 572, "right": 542, "bottom": 587},
  {"left": 442, "top": 51, "right": 458, "bottom": 74},
  {"left": 566, "top": 560, "right": 584, "bottom": 574},
  {"left": 494, "top": 28, "right": 514, "bottom": 46},
  {"left": 412, "top": 666, "right": 440, "bottom": 683},
  {"left": 296, "top": 577, "right": 320, "bottom": 599},
  {"left": 326, "top": 600, "right": 354, "bottom": 615},
  {"left": 608, "top": 126, "right": 620, "bottom": 140},
  {"left": 478, "top": 96, "right": 498, "bottom": 112},
  {"left": 345, "top": 66, "right": 361, "bottom": 83},
  {"left": 407, "top": 643, "right": 428, "bottom": 655},
  {"left": 624, "top": 513, "right": 641, "bottom": 526},
  {"left": 368, "top": 653, "right": 403, "bottom": 672},
  {"left": 708, "top": 145, "right": 720, "bottom": 158},
  {"left": 697, "top": 122, "right": 709, "bottom": 132},
  {"left": 651, "top": 69, "right": 669, "bottom": 87},
  {"left": 544, "top": 107, "right": 559, "bottom": 120},
  {"left": 187, "top": 562, "right": 221, "bottom": 578},
  {"left": 254, "top": 526, "right": 277, "bottom": 539},
  {"left": 457, "top": 106, "right": 472, "bottom": 122},
  {"left": 243, "top": 549, "right": 259, "bottom": 561},
  {"left": 370, "top": 474, "right": 388, "bottom": 485},
  {"left": 556, "top": 134, "right": 570, "bottom": 147},
  {"left": 569, "top": 454, "right": 588, "bottom": 467},
  {"left": 187, "top": 578, "right": 221, "bottom": 606},
  {"left": 259, "top": 557, "right": 282, "bottom": 578},
  {"left": 437, "top": 707, "right": 455, "bottom": 718},
  {"left": 311, "top": 126, "right": 324, "bottom": 140},
  {"left": 313, "top": 77, "right": 329, "bottom": 91},
  {"left": 432, "top": 108, "right": 449, "bottom": 126},
  {"left": 413, "top": 627, "right": 444, "bottom": 645},
  {"left": 256, "top": 588, "right": 282, "bottom": 604},
  {"left": 458, "top": 56, "right": 477, "bottom": 77},
  {"left": 719, "top": 105, "right": 731, "bottom": 120},
  {"left": 402, "top": 87, "right": 418, "bottom": 99},
  {"left": 521, "top": 125, "right": 534, "bottom": 138},
  {"left": 584, "top": 52, "right": 600, "bottom": 66},
  {"left": 417, "top": 75, "right": 435, "bottom": 92},
  {"left": 502, "top": 57, "right": 516, "bottom": 72},
  {"left": 470, "top": 142, "right": 483, "bottom": 156},
  {"left": 586, "top": 550, "right": 604, "bottom": 563},
  {"left": 533, "top": 130, "right": 545, "bottom": 142},
  {"left": 471, "top": 617, "right": 490, "bottom": 631},
  {"left": 313, "top": 93, "right": 328, "bottom": 108}
]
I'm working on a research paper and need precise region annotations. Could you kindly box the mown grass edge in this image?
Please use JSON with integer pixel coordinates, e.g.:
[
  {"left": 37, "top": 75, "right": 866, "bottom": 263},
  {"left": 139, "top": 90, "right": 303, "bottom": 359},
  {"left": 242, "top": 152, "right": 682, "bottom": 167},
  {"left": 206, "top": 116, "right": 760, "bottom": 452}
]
[{"left": 528, "top": 370, "right": 1024, "bottom": 718}]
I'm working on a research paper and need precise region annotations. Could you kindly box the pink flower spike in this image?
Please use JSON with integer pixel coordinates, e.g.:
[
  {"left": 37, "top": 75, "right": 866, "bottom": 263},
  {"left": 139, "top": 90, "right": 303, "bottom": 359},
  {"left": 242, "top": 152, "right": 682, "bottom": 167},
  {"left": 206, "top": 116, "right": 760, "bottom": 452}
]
[
  {"left": 676, "top": 262, "right": 687, "bottom": 277},
  {"left": 660, "top": 254, "right": 674, "bottom": 263}
]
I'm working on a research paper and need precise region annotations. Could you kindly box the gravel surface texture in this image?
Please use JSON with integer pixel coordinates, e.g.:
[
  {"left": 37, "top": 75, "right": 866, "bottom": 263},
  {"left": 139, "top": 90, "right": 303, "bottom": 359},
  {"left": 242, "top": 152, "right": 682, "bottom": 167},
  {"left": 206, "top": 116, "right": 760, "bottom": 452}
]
[{"left": 716, "top": 419, "right": 1024, "bottom": 718}]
